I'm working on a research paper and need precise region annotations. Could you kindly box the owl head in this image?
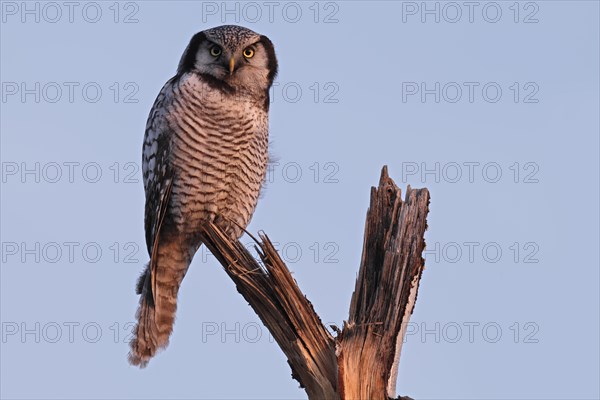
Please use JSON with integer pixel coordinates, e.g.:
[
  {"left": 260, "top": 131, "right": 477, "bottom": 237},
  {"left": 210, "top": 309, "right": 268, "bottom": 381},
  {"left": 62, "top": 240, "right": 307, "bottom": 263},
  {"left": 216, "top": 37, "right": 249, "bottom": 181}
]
[{"left": 177, "top": 25, "right": 278, "bottom": 92}]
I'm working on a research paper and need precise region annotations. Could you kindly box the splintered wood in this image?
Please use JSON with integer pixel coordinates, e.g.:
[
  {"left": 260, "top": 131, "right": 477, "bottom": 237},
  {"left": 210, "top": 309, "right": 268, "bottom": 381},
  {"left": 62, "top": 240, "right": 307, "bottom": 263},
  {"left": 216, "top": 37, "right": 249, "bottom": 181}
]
[
  {"left": 338, "top": 167, "right": 429, "bottom": 399},
  {"left": 200, "top": 166, "right": 430, "bottom": 400}
]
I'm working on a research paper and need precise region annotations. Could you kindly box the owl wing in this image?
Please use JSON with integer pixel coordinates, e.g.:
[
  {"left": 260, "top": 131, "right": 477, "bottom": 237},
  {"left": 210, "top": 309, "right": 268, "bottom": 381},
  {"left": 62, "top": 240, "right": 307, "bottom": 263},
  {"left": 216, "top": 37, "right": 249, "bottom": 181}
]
[
  {"left": 142, "top": 78, "right": 177, "bottom": 256},
  {"left": 139, "top": 77, "right": 182, "bottom": 310}
]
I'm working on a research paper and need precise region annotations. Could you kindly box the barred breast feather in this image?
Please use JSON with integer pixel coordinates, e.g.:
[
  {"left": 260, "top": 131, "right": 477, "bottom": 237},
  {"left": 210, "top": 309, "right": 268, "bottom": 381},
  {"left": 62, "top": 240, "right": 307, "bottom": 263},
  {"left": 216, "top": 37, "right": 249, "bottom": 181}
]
[{"left": 167, "top": 72, "right": 269, "bottom": 238}]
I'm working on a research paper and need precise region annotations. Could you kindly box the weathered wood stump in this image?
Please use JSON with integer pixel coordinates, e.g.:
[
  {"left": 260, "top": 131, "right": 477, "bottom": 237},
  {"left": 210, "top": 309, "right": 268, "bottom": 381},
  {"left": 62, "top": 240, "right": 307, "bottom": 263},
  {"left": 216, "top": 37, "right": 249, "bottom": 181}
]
[{"left": 199, "top": 166, "right": 430, "bottom": 399}]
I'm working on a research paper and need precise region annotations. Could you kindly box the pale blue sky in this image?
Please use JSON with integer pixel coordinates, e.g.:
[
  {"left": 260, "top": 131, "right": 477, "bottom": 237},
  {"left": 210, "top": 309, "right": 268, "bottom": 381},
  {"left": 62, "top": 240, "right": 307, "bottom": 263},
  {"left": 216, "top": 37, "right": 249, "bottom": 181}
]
[{"left": 1, "top": 1, "right": 599, "bottom": 399}]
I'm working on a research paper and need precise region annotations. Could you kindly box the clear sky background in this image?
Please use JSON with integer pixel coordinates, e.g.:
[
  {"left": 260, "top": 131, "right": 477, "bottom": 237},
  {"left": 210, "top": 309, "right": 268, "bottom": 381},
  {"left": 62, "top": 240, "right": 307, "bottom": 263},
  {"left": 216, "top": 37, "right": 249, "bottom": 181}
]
[{"left": 1, "top": 1, "right": 599, "bottom": 399}]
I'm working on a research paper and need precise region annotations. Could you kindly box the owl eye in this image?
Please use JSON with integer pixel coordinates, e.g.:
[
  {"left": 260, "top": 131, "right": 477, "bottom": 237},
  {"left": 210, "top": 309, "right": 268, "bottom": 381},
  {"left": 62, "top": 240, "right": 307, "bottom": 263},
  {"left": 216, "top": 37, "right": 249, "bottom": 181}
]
[
  {"left": 243, "top": 48, "right": 255, "bottom": 58},
  {"left": 209, "top": 46, "right": 222, "bottom": 57}
]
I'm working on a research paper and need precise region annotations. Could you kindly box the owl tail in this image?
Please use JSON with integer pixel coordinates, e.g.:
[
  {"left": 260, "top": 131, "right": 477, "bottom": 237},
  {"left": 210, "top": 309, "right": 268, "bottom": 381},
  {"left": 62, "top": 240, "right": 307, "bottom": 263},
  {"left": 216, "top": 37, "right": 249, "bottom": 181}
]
[{"left": 128, "top": 240, "right": 191, "bottom": 368}]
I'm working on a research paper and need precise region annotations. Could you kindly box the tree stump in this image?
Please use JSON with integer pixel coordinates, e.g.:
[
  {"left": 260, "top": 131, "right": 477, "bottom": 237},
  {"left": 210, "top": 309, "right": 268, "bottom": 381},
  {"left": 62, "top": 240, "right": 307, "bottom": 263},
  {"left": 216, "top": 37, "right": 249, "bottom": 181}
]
[{"left": 199, "top": 166, "right": 430, "bottom": 399}]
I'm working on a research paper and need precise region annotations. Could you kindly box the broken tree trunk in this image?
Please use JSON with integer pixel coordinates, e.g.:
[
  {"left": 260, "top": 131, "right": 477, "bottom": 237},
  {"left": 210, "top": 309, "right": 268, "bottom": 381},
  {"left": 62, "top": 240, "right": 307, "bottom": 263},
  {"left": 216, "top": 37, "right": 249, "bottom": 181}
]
[{"left": 199, "top": 166, "right": 430, "bottom": 399}]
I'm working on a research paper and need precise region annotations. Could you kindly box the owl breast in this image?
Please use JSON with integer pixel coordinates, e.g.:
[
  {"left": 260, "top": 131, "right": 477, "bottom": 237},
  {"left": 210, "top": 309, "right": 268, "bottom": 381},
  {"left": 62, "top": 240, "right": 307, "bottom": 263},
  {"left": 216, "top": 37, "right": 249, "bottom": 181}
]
[{"left": 166, "top": 73, "right": 269, "bottom": 239}]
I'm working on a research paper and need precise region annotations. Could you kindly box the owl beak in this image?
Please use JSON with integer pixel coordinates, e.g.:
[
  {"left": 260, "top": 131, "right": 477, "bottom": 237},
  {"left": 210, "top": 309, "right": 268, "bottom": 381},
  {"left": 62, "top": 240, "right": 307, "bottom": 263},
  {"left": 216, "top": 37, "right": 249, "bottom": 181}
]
[{"left": 228, "top": 57, "right": 235, "bottom": 75}]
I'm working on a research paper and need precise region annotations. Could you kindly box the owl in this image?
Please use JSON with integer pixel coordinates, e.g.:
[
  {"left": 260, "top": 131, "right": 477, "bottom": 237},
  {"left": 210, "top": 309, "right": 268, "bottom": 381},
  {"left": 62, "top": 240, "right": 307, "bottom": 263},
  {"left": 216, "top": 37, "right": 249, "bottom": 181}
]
[{"left": 129, "top": 25, "right": 278, "bottom": 367}]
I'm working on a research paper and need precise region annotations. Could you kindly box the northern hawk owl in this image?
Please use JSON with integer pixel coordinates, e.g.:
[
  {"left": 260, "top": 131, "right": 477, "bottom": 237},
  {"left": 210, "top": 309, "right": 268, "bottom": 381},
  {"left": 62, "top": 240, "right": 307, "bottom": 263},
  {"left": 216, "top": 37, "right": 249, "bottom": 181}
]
[{"left": 129, "top": 25, "right": 278, "bottom": 367}]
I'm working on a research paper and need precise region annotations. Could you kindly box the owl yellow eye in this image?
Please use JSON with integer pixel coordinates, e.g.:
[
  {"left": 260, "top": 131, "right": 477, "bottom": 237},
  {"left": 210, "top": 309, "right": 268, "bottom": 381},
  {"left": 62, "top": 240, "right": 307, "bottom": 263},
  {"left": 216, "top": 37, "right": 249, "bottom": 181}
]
[
  {"left": 209, "top": 46, "right": 222, "bottom": 57},
  {"left": 243, "top": 48, "right": 255, "bottom": 58}
]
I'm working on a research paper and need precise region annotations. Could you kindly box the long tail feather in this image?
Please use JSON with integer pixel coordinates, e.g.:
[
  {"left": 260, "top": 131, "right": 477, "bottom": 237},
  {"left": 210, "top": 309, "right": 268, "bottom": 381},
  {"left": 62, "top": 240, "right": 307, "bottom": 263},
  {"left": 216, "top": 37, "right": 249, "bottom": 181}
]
[{"left": 128, "top": 242, "right": 190, "bottom": 367}]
